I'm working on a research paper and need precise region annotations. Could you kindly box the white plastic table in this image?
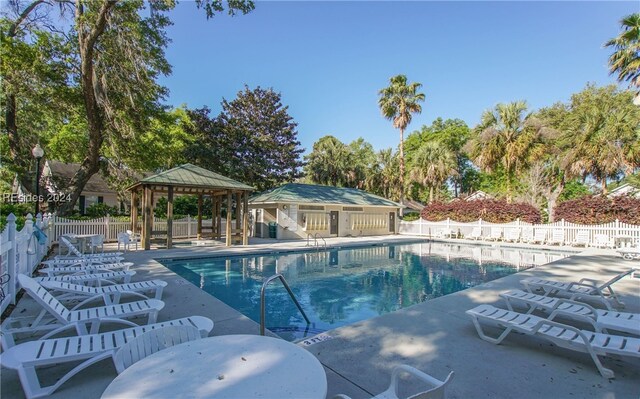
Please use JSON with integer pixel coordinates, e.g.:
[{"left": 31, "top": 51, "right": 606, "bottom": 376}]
[{"left": 101, "top": 334, "right": 327, "bottom": 399}]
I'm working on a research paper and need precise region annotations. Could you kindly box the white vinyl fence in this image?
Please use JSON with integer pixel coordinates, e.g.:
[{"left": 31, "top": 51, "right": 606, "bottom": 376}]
[
  {"left": 1, "top": 213, "right": 53, "bottom": 313},
  {"left": 399, "top": 218, "right": 640, "bottom": 247}
]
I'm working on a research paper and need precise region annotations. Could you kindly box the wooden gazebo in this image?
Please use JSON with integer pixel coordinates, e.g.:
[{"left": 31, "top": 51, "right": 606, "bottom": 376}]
[{"left": 126, "top": 164, "right": 254, "bottom": 250}]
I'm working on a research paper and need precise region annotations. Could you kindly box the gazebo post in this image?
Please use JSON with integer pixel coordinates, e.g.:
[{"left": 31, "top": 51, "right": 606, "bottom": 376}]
[
  {"left": 226, "top": 191, "right": 232, "bottom": 246},
  {"left": 130, "top": 191, "right": 138, "bottom": 234},
  {"left": 149, "top": 191, "right": 154, "bottom": 236},
  {"left": 235, "top": 192, "right": 241, "bottom": 243},
  {"left": 216, "top": 195, "right": 222, "bottom": 240},
  {"left": 197, "top": 194, "right": 203, "bottom": 240},
  {"left": 143, "top": 185, "right": 151, "bottom": 250},
  {"left": 242, "top": 191, "right": 249, "bottom": 245},
  {"left": 167, "top": 186, "right": 173, "bottom": 249}
]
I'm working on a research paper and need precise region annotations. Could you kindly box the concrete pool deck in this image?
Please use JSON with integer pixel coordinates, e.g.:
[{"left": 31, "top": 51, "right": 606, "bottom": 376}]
[{"left": 1, "top": 235, "right": 639, "bottom": 398}]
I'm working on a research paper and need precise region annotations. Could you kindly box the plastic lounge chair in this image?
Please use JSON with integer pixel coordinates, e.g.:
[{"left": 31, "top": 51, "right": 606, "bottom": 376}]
[
  {"left": 39, "top": 261, "right": 133, "bottom": 277},
  {"left": 503, "top": 228, "right": 520, "bottom": 243},
  {"left": 43, "top": 256, "right": 125, "bottom": 267},
  {"left": 500, "top": 289, "right": 640, "bottom": 335},
  {"left": 466, "top": 227, "right": 482, "bottom": 240},
  {"left": 113, "top": 325, "right": 201, "bottom": 373},
  {"left": 436, "top": 228, "right": 454, "bottom": 239},
  {"left": 618, "top": 246, "right": 640, "bottom": 260},
  {"left": 527, "top": 229, "right": 547, "bottom": 244},
  {"left": 57, "top": 236, "right": 122, "bottom": 259},
  {"left": 571, "top": 230, "right": 590, "bottom": 247},
  {"left": 520, "top": 268, "right": 636, "bottom": 309},
  {"left": 466, "top": 304, "right": 640, "bottom": 378},
  {"left": 35, "top": 270, "right": 136, "bottom": 286},
  {"left": 1, "top": 316, "right": 213, "bottom": 399},
  {"left": 1, "top": 275, "right": 164, "bottom": 348},
  {"left": 521, "top": 227, "right": 533, "bottom": 243},
  {"left": 487, "top": 228, "right": 502, "bottom": 241},
  {"left": 40, "top": 278, "right": 167, "bottom": 306},
  {"left": 593, "top": 234, "right": 613, "bottom": 249},
  {"left": 547, "top": 229, "right": 564, "bottom": 245},
  {"left": 333, "top": 364, "right": 454, "bottom": 399}
]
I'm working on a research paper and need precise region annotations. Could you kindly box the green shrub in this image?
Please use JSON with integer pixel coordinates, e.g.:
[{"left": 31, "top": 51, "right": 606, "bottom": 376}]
[
  {"left": 420, "top": 199, "right": 541, "bottom": 223},
  {"left": 402, "top": 212, "right": 421, "bottom": 222},
  {"left": 86, "top": 203, "right": 119, "bottom": 218}
]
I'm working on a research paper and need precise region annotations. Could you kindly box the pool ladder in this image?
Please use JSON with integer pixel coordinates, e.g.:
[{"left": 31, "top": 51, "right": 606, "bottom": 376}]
[
  {"left": 260, "top": 273, "right": 310, "bottom": 336},
  {"left": 306, "top": 233, "right": 327, "bottom": 250}
]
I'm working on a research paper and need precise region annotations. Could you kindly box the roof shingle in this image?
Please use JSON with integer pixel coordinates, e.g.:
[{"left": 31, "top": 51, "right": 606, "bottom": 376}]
[{"left": 250, "top": 183, "right": 402, "bottom": 207}]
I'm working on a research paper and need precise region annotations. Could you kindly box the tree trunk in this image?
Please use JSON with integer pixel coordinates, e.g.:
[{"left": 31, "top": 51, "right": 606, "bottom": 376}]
[
  {"left": 545, "top": 179, "right": 565, "bottom": 223},
  {"left": 601, "top": 178, "right": 607, "bottom": 195},
  {"left": 429, "top": 186, "right": 434, "bottom": 204},
  {"left": 399, "top": 127, "right": 405, "bottom": 214}
]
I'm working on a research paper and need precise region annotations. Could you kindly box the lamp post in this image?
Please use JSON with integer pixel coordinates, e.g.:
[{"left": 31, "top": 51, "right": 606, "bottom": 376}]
[{"left": 32, "top": 143, "right": 44, "bottom": 216}]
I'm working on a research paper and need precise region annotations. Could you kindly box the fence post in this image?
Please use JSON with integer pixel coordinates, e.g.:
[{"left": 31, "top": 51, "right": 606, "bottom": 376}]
[
  {"left": 615, "top": 219, "right": 620, "bottom": 243},
  {"left": 6, "top": 214, "right": 17, "bottom": 305},
  {"left": 24, "top": 214, "right": 34, "bottom": 275},
  {"left": 419, "top": 218, "right": 423, "bottom": 236},
  {"left": 35, "top": 213, "right": 43, "bottom": 260},
  {"left": 187, "top": 215, "right": 192, "bottom": 238},
  {"left": 561, "top": 219, "right": 566, "bottom": 244},
  {"left": 446, "top": 218, "right": 450, "bottom": 234}
]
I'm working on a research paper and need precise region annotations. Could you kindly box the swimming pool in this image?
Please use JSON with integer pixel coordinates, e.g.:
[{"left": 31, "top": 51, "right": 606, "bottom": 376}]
[{"left": 159, "top": 242, "right": 570, "bottom": 341}]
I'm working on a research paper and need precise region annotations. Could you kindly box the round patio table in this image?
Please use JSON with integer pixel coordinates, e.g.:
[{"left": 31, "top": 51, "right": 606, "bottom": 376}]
[{"left": 101, "top": 334, "right": 327, "bottom": 399}]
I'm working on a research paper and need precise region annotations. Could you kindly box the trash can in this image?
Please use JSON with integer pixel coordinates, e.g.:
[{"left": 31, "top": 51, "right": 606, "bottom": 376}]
[{"left": 268, "top": 222, "right": 278, "bottom": 238}]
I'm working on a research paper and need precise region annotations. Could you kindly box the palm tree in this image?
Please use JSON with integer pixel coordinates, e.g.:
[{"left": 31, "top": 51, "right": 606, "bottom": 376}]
[
  {"left": 378, "top": 75, "right": 425, "bottom": 207},
  {"left": 304, "top": 135, "right": 351, "bottom": 186},
  {"left": 469, "top": 101, "right": 542, "bottom": 202},
  {"left": 605, "top": 13, "right": 640, "bottom": 91},
  {"left": 409, "top": 142, "right": 458, "bottom": 203}
]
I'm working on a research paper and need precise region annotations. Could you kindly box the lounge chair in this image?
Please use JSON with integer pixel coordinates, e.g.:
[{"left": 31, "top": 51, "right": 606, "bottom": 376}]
[
  {"left": 547, "top": 229, "right": 564, "bottom": 245},
  {"left": 487, "top": 227, "right": 502, "bottom": 241},
  {"left": 35, "top": 270, "right": 136, "bottom": 286},
  {"left": 113, "top": 325, "right": 201, "bottom": 373},
  {"left": 39, "top": 261, "right": 133, "bottom": 277},
  {"left": 503, "top": 228, "right": 520, "bottom": 243},
  {"left": 43, "top": 255, "right": 125, "bottom": 267},
  {"left": 436, "top": 228, "right": 455, "bottom": 239},
  {"left": 1, "top": 275, "right": 164, "bottom": 348},
  {"left": 1, "top": 316, "right": 213, "bottom": 399},
  {"left": 527, "top": 229, "right": 547, "bottom": 244},
  {"left": 500, "top": 289, "right": 640, "bottom": 335},
  {"left": 618, "top": 245, "right": 640, "bottom": 260},
  {"left": 57, "top": 236, "right": 122, "bottom": 259},
  {"left": 520, "top": 268, "right": 637, "bottom": 309},
  {"left": 333, "top": 364, "right": 454, "bottom": 399},
  {"left": 466, "top": 304, "right": 640, "bottom": 378},
  {"left": 571, "top": 230, "right": 590, "bottom": 247},
  {"left": 466, "top": 227, "right": 482, "bottom": 240},
  {"left": 520, "top": 227, "right": 533, "bottom": 243},
  {"left": 593, "top": 234, "right": 613, "bottom": 249},
  {"left": 40, "top": 278, "right": 167, "bottom": 305}
]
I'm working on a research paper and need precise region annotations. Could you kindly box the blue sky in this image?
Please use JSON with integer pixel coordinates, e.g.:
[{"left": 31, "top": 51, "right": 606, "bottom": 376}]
[{"left": 160, "top": 1, "right": 639, "bottom": 154}]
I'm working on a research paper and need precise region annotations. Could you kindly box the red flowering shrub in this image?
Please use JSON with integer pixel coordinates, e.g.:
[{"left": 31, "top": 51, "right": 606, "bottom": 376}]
[
  {"left": 554, "top": 195, "right": 640, "bottom": 224},
  {"left": 420, "top": 199, "right": 541, "bottom": 223}
]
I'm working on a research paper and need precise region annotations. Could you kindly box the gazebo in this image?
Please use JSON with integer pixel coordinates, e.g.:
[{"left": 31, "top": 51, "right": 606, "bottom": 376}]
[{"left": 126, "top": 164, "right": 254, "bottom": 250}]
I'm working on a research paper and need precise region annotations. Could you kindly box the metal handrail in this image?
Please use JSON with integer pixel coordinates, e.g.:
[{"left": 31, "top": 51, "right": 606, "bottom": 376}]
[
  {"left": 314, "top": 233, "right": 326, "bottom": 250},
  {"left": 260, "top": 273, "right": 310, "bottom": 336}
]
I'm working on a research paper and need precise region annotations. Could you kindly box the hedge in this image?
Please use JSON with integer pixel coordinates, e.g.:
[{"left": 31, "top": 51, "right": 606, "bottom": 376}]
[
  {"left": 554, "top": 195, "right": 640, "bottom": 225},
  {"left": 420, "top": 199, "right": 541, "bottom": 223}
]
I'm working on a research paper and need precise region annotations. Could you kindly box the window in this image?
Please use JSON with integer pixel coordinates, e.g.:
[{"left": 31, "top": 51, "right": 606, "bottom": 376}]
[
  {"left": 299, "top": 205, "right": 325, "bottom": 211},
  {"left": 343, "top": 206, "right": 363, "bottom": 212}
]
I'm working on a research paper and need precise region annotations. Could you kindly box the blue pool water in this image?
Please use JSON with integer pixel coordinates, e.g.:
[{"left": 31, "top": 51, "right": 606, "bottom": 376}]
[{"left": 159, "top": 241, "right": 570, "bottom": 341}]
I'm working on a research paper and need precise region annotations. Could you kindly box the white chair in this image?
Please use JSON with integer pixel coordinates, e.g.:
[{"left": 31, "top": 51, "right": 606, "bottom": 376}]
[
  {"left": 57, "top": 236, "right": 121, "bottom": 259},
  {"left": 1, "top": 316, "right": 213, "bottom": 399},
  {"left": 118, "top": 232, "right": 138, "bottom": 252},
  {"left": 39, "top": 261, "right": 133, "bottom": 277},
  {"left": 466, "top": 227, "right": 482, "bottom": 240},
  {"left": 487, "top": 228, "right": 502, "bottom": 241},
  {"left": 571, "top": 230, "right": 590, "bottom": 247},
  {"left": 333, "top": 364, "right": 454, "bottom": 399},
  {"left": 466, "top": 304, "right": 640, "bottom": 378},
  {"left": 113, "top": 325, "right": 202, "bottom": 373},
  {"left": 546, "top": 229, "right": 565, "bottom": 245},
  {"left": 503, "top": 228, "right": 520, "bottom": 243},
  {"left": 89, "top": 234, "right": 105, "bottom": 254},
  {"left": 43, "top": 255, "right": 124, "bottom": 267},
  {"left": 501, "top": 289, "right": 640, "bottom": 335},
  {"left": 520, "top": 268, "right": 637, "bottom": 309},
  {"left": 527, "top": 229, "right": 547, "bottom": 244},
  {"left": 521, "top": 227, "right": 533, "bottom": 243},
  {"left": 1, "top": 274, "right": 164, "bottom": 348},
  {"left": 593, "top": 234, "right": 613, "bottom": 249},
  {"left": 127, "top": 230, "right": 141, "bottom": 249},
  {"left": 35, "top": 270, "right": 136, "bottom": 286},
  {"left": 40, "top": 278, "right": 168, "bottom": 305}
]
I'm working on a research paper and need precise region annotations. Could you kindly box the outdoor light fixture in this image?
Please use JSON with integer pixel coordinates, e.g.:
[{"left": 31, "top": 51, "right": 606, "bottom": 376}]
[{"left": 32, "top": 143, "right": 45, "bottom": 216}]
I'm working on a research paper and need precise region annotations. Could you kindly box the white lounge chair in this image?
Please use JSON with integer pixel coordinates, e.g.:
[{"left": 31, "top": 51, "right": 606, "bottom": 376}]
[
  {"left": 57, "top": 236, "right": 122, "bottom": 259},
  {"left": 527, "top": 229, "right": 547, "bottom": 244},
  {"left": 35, "top": 270, "right": 136, "bottom": 286},
  {"left": 503, "top": 228, "right": 520, "bottom": 243},
  {"left": 40, "top": 278, "right": 167, "bottom": 305},
  {"left": 466, "top": 304, "right": 640, "bottom": 378},
  {"left": 571, "top": 230, "right": 590, "bottom": 247},
  {"left": 501, "top": 289, "right": 640, "bottom": 335},
  {"left": 436, "top": 228, "right": 455, "bottom": 239},
  {"left": 333, "top": 364, "right": 454, "bottom": 399},
  {"left": 521, "top": 227, "right": 533, "bottom": 243},
  {"left": 1, "top": 316, "right": 213, "bottom": 399},
  {"left": 547, "top": 229, "right": 564, "bottom": 245},
  {"left": 618, "top": 245, "right": 640, "bottom": 260},
  {"left": 466, "top": 227, "right": 482, "bottom": 240},
  {"left": 39, "top": 261, "right": 133, "bottom": 277},
  {"left": 1, "top": 275, "right": 164, "bottom": 348},
  {"left": 521, "top": 268, "right": 637, "bottom": 309},
  {"left": 593, "top": 234, "right": 613, "bottom": 249},
  {"left": 113, "top": 325, "right": 201, "bottom": 373},
  {"left": 487, "top": 227, "right": 502, "bottom": 241}
]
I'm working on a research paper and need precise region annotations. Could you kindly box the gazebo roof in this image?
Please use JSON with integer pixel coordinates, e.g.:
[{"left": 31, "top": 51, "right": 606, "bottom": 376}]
[{"left": 127, "top": 164, "right": 254, "bottom": 193}]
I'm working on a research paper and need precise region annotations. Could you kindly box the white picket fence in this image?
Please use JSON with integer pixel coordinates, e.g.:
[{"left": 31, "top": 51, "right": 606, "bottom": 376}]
[
  {"left": 399, "top": 218, "right": 640, "bottom": 247},
  {"left": 1, "top": 213, "right": 53, "bottom": 313}
]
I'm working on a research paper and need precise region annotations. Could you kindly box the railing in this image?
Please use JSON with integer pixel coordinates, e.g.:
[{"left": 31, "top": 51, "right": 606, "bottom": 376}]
[
  {"left": 398, "top": 218, "right": 640, "bottom": 247},
  {"left": 260, "top": 273, "right": 310, "bottom": 336},
  {"left": 1, "top": 213, "right": 53, "bottom": 313},
  {"left": 314, "top": 233, "right": 327, "bottom": 250}
]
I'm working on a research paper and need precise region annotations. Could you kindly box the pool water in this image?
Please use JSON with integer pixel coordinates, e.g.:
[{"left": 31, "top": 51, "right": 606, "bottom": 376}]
[{"left": 159, "top": 242, "right": 570, "bottom": 341}]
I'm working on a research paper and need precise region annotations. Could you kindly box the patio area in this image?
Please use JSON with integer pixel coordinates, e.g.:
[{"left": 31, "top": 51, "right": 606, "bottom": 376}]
[{"left": 1, "top": 236, "right": 639, "bottom": 399}]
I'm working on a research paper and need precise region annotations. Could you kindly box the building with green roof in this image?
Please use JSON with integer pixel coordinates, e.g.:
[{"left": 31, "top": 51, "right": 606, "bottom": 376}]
[{"left": 249, "top": 183, "right": 402, "bottom": 239}]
